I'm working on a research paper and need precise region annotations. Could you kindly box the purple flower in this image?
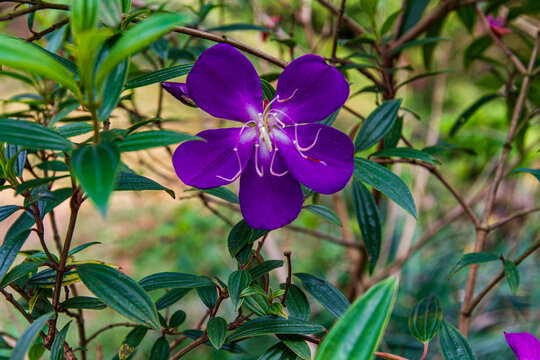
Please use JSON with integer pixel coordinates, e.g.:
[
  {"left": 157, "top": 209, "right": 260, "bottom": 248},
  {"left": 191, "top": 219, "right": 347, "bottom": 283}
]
[
  {"left": 162, "top": 82, "right": 197, "bottom": 107},
  {"left": 486, "top": 14, "right": 511, "bottom": 36},
  {"left": 505, "top": 332, "right": 540, "bottom": 360},
  {"left": 167, "top": 44, "right": 354, "bottom": 230}
]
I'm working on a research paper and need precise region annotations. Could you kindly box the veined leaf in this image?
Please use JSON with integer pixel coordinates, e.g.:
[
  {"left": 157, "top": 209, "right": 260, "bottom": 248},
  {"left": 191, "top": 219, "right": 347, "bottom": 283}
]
[
  {"left": 508, "top": 167, "right": 540, "bottom": 182},
  {"left": 295, "top": 273, "right": 350, "bottom": 318},
  {"left": 50, "top": 322, "right": 71, "bottom": 360},
  {"left": 250, "top": 260, "right": 284, "bottom": 280},
  {"left": 438, "top": 320, "right": 478, "bottom": 360},
  {"left": 258, "top": 343, "right": 297, "bottom": 360},
  {"left": 207, "top": 317, "right": 228, "bottom": 350},
  {"left": 228, "top": 270, "right": 251, "bottom": 311},
  {"left": 504, "top": 260, "right": 520, "bottom": 295},
  {"left": 192, "top": 187, "right": 239, "bottom": 204},
  {"left": 0, "top": 230, "right": 31, "bottom": 283},
  {"left": 11, "top": 313, "right": 52, "bottom": 360},
  {"left": 409, "top": 295, "right": 443, "bottom": 343},
  {"left": 61, "top": 296, "right": 107, "bottom": 310},
  {"left": 228, "top": 316, "right": 324, "bottom": 342},
  {"left": 448, "top": 253, "right": 499, "bottom": 278},
  {"left": 355, "top": 99, "right": 401, "bottom": 152},
  {"left": 115, "top": 172, "right": 175, "bottom": 198},
  {"left": 139, "top": 272, "right": 215, "bottom": 291},
  {"left": 0, "top": 119, "right": 74, "bottom": 151},
  {"left": 280, "top": 284, "right": 310, "bottom": 320},
  {"left": 118, "top": 130, "right": 196, "bottom": 152},
  {"left": 304, "top": 205, "right": 342, "bottom": 226},
  {"left": 371, "top": 147, "right": 439, "bottom": 165},
  {"left": 125, "top": 64, "right": 193, "bottom": 89},
  {"left": 149, "top": 337, "right": 169, "bottom": 360}
]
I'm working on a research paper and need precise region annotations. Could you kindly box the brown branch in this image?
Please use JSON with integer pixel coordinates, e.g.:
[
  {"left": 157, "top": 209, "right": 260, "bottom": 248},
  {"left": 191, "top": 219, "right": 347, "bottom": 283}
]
[
  {"left": 0, "top": 2, "right": 68, "bottom": 21},
  {"left": 286, "top": 224, "right": 362, "bottom": 248},
  {"left": 488, "top": 206, "right": 540, "bottom": 231},
  {"left": 26, "top": 17, "right": 69, "bottom": 42},
  {"left": 86, "top": 323, "right": 139, "bottom": 344},
  {"left": 314, "top": 0, "right": 365, "bottom": 36},
  {"left": 281, "top": 251, "right": 292, "bottom": 305},
  {"left": 330, "top": 0, "right": 347, "bottom": 61}
]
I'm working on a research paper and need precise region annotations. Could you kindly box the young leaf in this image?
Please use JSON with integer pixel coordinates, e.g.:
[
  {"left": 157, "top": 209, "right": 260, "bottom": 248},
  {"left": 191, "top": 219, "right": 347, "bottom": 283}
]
[
  {"left": 155, "top": 288, "right": 190, "bottom": 310},
  {"left": 125, "top": 64, "right": 194, "bottom": 89},
  {"left": 438, "top": 320, "right": 478, "bottom": 360},
  {"left": 0, "top": 205, "right": 19, "bottom": 222},
  {"left": 303, "top": 205, "right": 342, "bottom": 226},
  {"left": 355, "top": 99, "right": 401, "bottom": 152},
  {"left": 508, "top": 168, "right": 540, "bottom": 182},
  {"left": 314, "top": 277, "right": 398, "bottom": 360},
  {"left": 0, "top": 119, "right": 74, "bottom": 151},
  {"left": 371, "top": 147, "right": 439, "bottom": 165},
  {"left": 77, "top": 263, "right": 160, "bottom": 330},
  {"left": 72, "top": 142, "right": 120, "bottom": 215},
  {"left": 10, "top": 313, "right": 52, "bottom": 360},
  {"left": 196, "top": 285, "right": 217, "bottom": 309},
  {"left": 207, "top": 317, "right": 228, "bottom": 349},
  {"left": 169, "top": 310, "right": 186, "bottom": 328},
  {"left": 294, "top": 273, "right": 350, "bottom": 318},
  {"left": 228, "top": 270, "right": 252, "bottom": 311},
  {"left": 409, "top": 295, "right": 443, "bottom": 343},
  {"left": 351, "top": 179, "right": 381, "bottom": 273},
  {"left": 448, "top": 253, "right": 499, "bottom": 278},
  {"left": 504, "top": 260, "right": 520, "bottom": 295},
  {"left": 50, "top": 322, "right": 71, "bottom": 360},
  {"left": 98, "top": 59, "right": 128, "bottom": 121},
  {"left": 118, "top": 130, "right": 196, "bottom": 152},
  {"left": 149, "top": 337, "right": 169, "bottom": 360},
  {"left": 228, "top": 220, "right": 255, "bottom": 258},
  {"left": 0, "top": 230, "right": 31, "bottom": 282},
  {"left": 139, "top": 272, "right": 215, "bottom": 291},
  {"left": 227, "top": 316, "right": 324, "bottom": 342},
  {"left": 193, "top": 187, "right": 239, "bottom": 204},
  {"left": 0, "top": 262, "right": 40, "bottom": 288},
  {"left": 354, "top": 158, "right": 417, "bottom": 218}
]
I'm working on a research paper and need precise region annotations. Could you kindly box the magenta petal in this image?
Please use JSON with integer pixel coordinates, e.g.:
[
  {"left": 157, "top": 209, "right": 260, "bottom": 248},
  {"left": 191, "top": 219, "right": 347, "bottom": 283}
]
[
  {"left": 162, "top": 82, "right": 197, "bottom": 107},
  {"left": 173, "top": 127, "right": 255, "bottom": 189},
  {"left": 186, "top": 44, "right": 263, "bottom": 122},
  {"left": 505, "top": 332, "right": 540, "bottom": 360},
  {"left": 272, "top": 54, "right": 349, "bottom": 124},
  {"left": 274, "top": 123, "right": 354, "bottom": 194},
  {"left": 239, "top": 146, "right": 303, "bottom": 230}
]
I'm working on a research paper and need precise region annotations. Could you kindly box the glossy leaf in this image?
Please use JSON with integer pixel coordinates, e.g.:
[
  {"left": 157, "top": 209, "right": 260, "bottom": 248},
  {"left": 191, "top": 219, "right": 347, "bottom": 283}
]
[
  {"left": 10, "top": 313, "right": 52, "bottom": 360},
  {"left": 125, "top": 64, "right": 193, "bottom": 89},
  {"left": 228, "top": 316, "right": 324, "bottom": 342},
  {"left": 314, "top": 277, "right": 398, "bottom": 360},
  {"left": 228, "top": 220, "right": 254, "bottom": 258},
  {"left": 50, "top": 322, "right": 71, "bottom": 360},
  {"left": 71, "top": 0, "right": 98, "bottom": 37},
  {"left": 0, "top": 230, "right": 31, "bottom": 283},
  {"left": 196, "top": 285, "right": 217, "bottom": 309},
  {"left": 98, "top": 58, "right": 129, "bottom": 121},
  {"left": 371, "top": 147, "right": 439, "bottom": 165},
  {"left": 115, "top": 172, "right": 175, "bottom": 198},
  {"left": 383, "top": 117, "right": 403, "bottom": 149},
  {"left": 228, "top": 270, "right": 252, "bottom": 311},
  {"left": 304, "top": 204, "right": 342, "bottom": 226},
  {"left": 155, "top": 288, "right": 190, "bottom": 310},
  {"left": 57, "top": 123, "right": 94, "bottom": 138},
  {"left": 409, "top": 295, "right": 443, "bottom": 343},
  {"left": 77, "top": 263, "right": 160, "bottom": 330},
  {"left": 508, "top": 168, "right": 540, "bottom": 182},
  {"left": 15, "top": 176, "right": 68, "bottom": 196},
  {"left": 294, "top": 273, "right": 350, "bottom": 318},
  {"left": 72, "top": 142, "right": 120, "bottom": 215},
  {"left": 355, "top": 99, "right": 401, "bottom": 152},
  {"left": 351, "top": 179, "right": 381, "bottom": 273},
  {"left": 0, "top": 205, "right": 18, "bottom": 222},
  {"left": 139, "top": 272, "right": 215, "bottom": 291},
  {"left": 504, "top": 260, "right": 520, "bottom": 295},
  {"left": 250, "top": 260, "right": 284, "bottom": 280},
  {"left": 0, "top": 261, "right": 40, "bottom": 288},
  {"left": 450, "top": 93, "right": 500, "bottom": 136},
  {"left": 61, "top": 296, "right": 107, "bottom": 310},
  {"left": 149, "top": 337, "right": 169, "bottom": 360},
  {"left": 207, "top": 317, "right": 228, "bottom": 350},
  {"left": 277, "top": 334, "right": 311, "bottom": 360},
  {"left": 438, "top": 320, "right": 478, "bottom": 360},
  {"left": 399, "top": 0, "right": 429, "bottom": 35},
  {"left": 193, "top": 187, "right": 239, "bottom": 204},
  {"left": 280, "top": 284, "right": 310, "bottom": 320},
  {"left": 0, "top": 119, "right": 74, "bottom": 151},
  {"left": 354, "top": 157, "right": 417, "bottom": 218},
  {"left": 258, "top": 343, "right": 297, "bottom": 360},
  {"left": 169, "top": 310, "right": 186, "bottom": 328},
  {"left": 118, "top": 130, "right": 196, "bottom": 152},
  {"left": 449, "top": 253, "right": 499, "bottom": 278}
]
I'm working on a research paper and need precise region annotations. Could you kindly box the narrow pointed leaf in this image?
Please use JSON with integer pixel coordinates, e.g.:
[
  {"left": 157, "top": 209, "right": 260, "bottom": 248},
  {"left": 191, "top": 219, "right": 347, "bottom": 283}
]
[
  {"left": 250, "top": 260, "right": 284, "bottom": 280},
  {"left": 508, "top": 168, "right": 540, "bottom": 182},
  {"left": 448, "top": 253, "right": 499, "bottom": 278},
  {"left": 0, "top": 119, "right": 74, "bottom": 151},
  {"left": 450, "top": 93, "right": 500, "bottom": 136},
  {"left": 11, "top": 313, "right": 52, "bottom": 360},
  {"left": 277, "top": 334, "right": 311, "bottom": 360},
  {"left": 0, "top": 205, "right": 19, "bottom": 222},
  {"left": 118, "top": 130, "right": 196, "bottom": 152},
  {"left": 125, "top": 64, "right": 194, "bottom": 89},
  {"left": 149, "top": 337, "right": 169, "bottom": 360},
  {"left": 207, "top": 317, "right": 228, "bottom": 349},
  {"left": 258, "top": 343, "right": 297, "bottom": 360},
  {"left": 0, "top": 229, "right": 31, "bottom": 282},
  {"left": 61, "top": 296, "right": 107, "bottom": 310},
  {"left": 50, "top": 322, "right": 71, "bottom": 360},
  {"left": 279, "top": 284, "right": 310, "bottom": 320},
  {"left": 139, "top": 272, "right": 215, "bottom": 291},
  {"left": 228, "top": 270, "right": 251, "bottom": 311},
  {"left": 355, "top": 99, "right": 401, "bottom": 152},
  {"left": 228, "top": 316, "right": 324, "bottom": 342},
  {"left": 115, "top": 172, "right": 175, "bottom": 198},
  {"left": 504, "top": 260, "right": 520, "bottom": 295},
  {"left": 194, "top": 187, "right": 239, "bottom": 204},
  {"left": 371, "top": 147, "right": 439, "bottom": 165},
  {"left": 438, "top": 320, "right": 478, "bottom": 360},
  {"left": 304, "top": 205, "right": 342, "bottom": 226},
  {"left": 294, "top": 273, "right": 350, "bottom": 318}
]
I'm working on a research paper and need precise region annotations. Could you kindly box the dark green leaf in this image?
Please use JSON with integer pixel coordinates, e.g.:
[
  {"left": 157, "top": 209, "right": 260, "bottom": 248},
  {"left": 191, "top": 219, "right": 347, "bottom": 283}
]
[
  {"left": 277, "top": 334, "right": 311, "bottom": 360},
  {"left": 257, "top": 343, "right": 297, "bottom": 360},
  {"left": 68, "top": 242, "right": 101, "bottom": 256},
  {"left": 438, "top": 320, "right": 478, "bottom": 360},
  {"left": 10, "top": 313, "right": 52, "bottom": 360},
  {"left": 228, "top": 221, "right": 254, "bottom": 258},
  {"left": 149, "top": 337, "right": 169, "bottom": 360},
  {"left": 71, "top": 0, "right": 98, "bottom": 37},
  {"left": 139, "top": 272, "right": 215, "bottom": 291},
  {"left": 355, "top": 99, "right": 401, "bottom": 152},
  {"left": 0, "top": 261, "right": 40, "bottom": 288},
  {"left": 29, "top": 268, "right": 77, "bottom": 287},
  {"left": 250, "top": 260, "right": 284, "bottom": 280},
  {"left": 155, "top": 288, "right": 190, "bottom": 310},
  {"left": 0, "top": 119, "right": 73, "bottom": 151},
  {"left": 77, "top": 263, "right": 160, "bottom": 330},
  {"left": 504, "top": 260, "right": 520, "bottom": 295},
  {"left": 193, "top": 187, "right": 239, "bottom": 204},
  {"left": 183, "top": 330, "right": 245, "bottom": 354},
  {"left": 260, "top": 79, "right": 275, "bottom": 102},
  {"left": 409, "top": 295, "right": 443, "bottom": 343},
  {"left": 57, "top": 123, "right": 94, "bottom": 138},
  {"left": 464, "top": 36, "right": 492, "bottom": 68},
  {"left": 304, "top": 205, "right": 342, "bottom": 226},
  {"left": 228, "top": 316, "right": 324, "bottom": 342},
  {"left": 397, "top": 69, "right": 458, "bottom": 89},
  {"left": 72, "top": 142, "right": 120, "bottom": 215},
  {"left": 294, "top": 273, "right": 350, "bottom": 318},
  {"left": 383, "top": 116, "right": 402, "bottom": 149},
  {"left": 50, "top": 322, "right": 71, "bottom": 360},
  {"left": 449, "top": 253, "right": 499, "bottom": 278},
  {"left": 196, "top": 285, "right": 217, "bottom": 309},
  {"left": 0, "top": 205, "right": 19, "bottom": 222},
  {"left": 456, "top": 6, "right": 476, "bottom": 33},
  {"left": 118, "top": 130, "right": 196, "bottom": 152},
  {"left": 352, "top": 179, "right": 381, "bottom": 273},
  {"left": 320, "top": 109, "right": 340, "bottom": 126},
  {"left": 115, "top": 172, "right": 175, "bottom": 198},
  {"left": 61, "top": 296, "right": 107, "bottom": 310},
  {"left": 450, "top": 94, "right": 500, "bottom": 136},
  {"left": 36, "top": 160, "right": 69, "bottom": 172},
  {"left": 99, "top": 59, "right": 128, "bottom": 121},
  {"left": 0, "top": 230, "right": 31, "bottom": 283},
  {"left": 15, "top": 176, "right": 68, "bottom": 196},
  {"left": 208, "top": 24, "right": 271, "bottom": 32},
  {"left": 354, "top": 158, "right": 417, "bottom": 218},
  {"left": 393, "top": 37, "right": 448, "bottom": 54},
  {"left": 280, "top": 284, "right": 310, "bottom": 320},
  {"left": 380, "top": 9, "right": 402, "bottom": 35},
  {"left": 207, "top": 317, "right": 228, "bottom": 349},
  {"left": 508, "top": 168, "right": 540, "bottom": 182},
  {"left": 125, "top": 64, "right": 193, "bottom": 89},
  {"left": 314, "top": 278, "right": 398, "bottom": 360},
  {"left": 228, "top": 270, "right": 252, "bottom": 311},
  {"left": 169, "top": 310, "right": 186, "bottom": 328},
  {"left": 371, "top": 147, "right": 439, "bottom": 165},
  {"left": 399, "top": 0, "right": 429, "bottom": 35}
]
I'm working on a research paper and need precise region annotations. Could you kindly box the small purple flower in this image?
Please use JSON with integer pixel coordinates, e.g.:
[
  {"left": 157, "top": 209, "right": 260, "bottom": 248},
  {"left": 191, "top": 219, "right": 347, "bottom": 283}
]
[
  {"left": 162, "top": 82, "right": 197, "bottom": 107},
  {"left": 167, "top": 44, "right": 354, "bottom": 230},
  {"left": 486, "top": 14, "right": 511, "bottom": 36},
  {"left": 505, "top": 332, "right": 540, "bottom": 360}
]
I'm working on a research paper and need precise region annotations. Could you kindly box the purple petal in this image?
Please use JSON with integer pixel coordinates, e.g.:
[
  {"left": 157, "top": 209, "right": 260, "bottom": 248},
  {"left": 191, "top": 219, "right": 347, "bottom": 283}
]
[
  {"left": 173, "top": 127, "right": 256, "bottom": 189},
  {"left": 162, "top": 82, "right": 197, "bottom": 107},
  {"left": 274, "top": 123, "right": 354, "bottom": 194},
  {"left": 271, "top": 54, "right": 349, "bottom": 124},
  {"left": 505, "top": 332, "right": 540, "bottom": 360},
  {"left": 186, "top": 44, "right": 263, "bottom": 122},
  {"left": 239, "top": 145, "right": 303, "bottom": 230}
]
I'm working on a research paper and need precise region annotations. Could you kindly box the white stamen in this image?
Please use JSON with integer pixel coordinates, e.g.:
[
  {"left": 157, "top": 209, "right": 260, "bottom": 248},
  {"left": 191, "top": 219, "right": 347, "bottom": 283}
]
[
  {"left": 254, "top": 145, "right": 264, "bottom": 177},
  {"left": 216, "top": 147, "right": 243, "bottom": 182},
  {"left": 277, "top": 89, "right": 298, "bottom": 102},
  {"left": 294, "top": 124, "right": 322, "bottom": 152},
  {"left": 270, "top": 148, "right": 289, "bottom": 177}
]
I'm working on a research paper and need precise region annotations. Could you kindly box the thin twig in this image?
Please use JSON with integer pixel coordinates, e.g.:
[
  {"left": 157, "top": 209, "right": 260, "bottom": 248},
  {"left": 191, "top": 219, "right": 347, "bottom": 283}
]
[
  {"left": 314, "top": 0, "right": 366, "bottom": 36},
  {"left": 330, "top": 0, "right": 347, "bottom": 61},
  {"left": 0, "top": 2, "right": 68, "bottom": 21},
  {"left": 488, "top": 206, "right": 540, "bottom": 231},
  {"left": 281, "top": 251, "right": 292, "bottom": 305},
  {"left": 25, "top": 17, "right": 69, "bottom": 42},
  {"left": 86, "top": 323, "right": 139, "bottom": 344},
  {"left": 287, "top": 224, "right": 362, "bottom": 248}
]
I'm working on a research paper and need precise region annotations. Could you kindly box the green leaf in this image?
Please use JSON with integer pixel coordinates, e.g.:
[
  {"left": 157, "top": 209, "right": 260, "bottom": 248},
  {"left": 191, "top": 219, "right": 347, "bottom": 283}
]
[
  {"left": 448, "top": 253, "right": 499, "bottom": 278},
  {"left": 409, "top": 295, "right": 443, "bottom": 343},
  {"left": 450, "top": 93, "right": 500, "bottom": 136},
  {"left": 71, "top": 0, "right": 98, "bottom": 38},
  {"left": 208, "top": 23, "right": 271, "bottom": 32},
  {"left": 0, "top": 230, "right": 31, "bottom": 283},
  {"left": 11, "top": 313, "right": 52, "bottom": 360},
  {"left": 304, "top": 204, "right": 342, "bottom": 226},
  {"left": 351, "top": 179, "right": 381, "bottom": 273},
  {"left": 0, "top": 119, "right": 74, "bottom": 151},
  {"left": 508, "top": 167, "right": 540, "bottom": 182},
  {"left": 57, "top": 123, "right": 94, "bottom": 138},
  {"left": 36, "top": 160, "right": 69, "bottom": 172},
  {"left": 280, "top": 284, "right": 310, "bottom": 320},
  {"left": 228, "top": 316, "right": 324, "bottom": 342},
  {"left": 393, "top": 37, "right": 448, "bottom": 54},
  {"left": 118, "top": 130, "right": 196, "bottom": 152},
  {"left": 125, "top": 64, "right": 193, "bottom": 89},
  {"left": 504, "top": 260, "right": 520, "bottom": 295},
  {"left": 355, "top": 99, "right": 401, "bottom": 152},
  {"left": 228, "top": 221, "right": 254, "bottom": 258},
  {"left": 207, "top": 317, "right": 228, "bottom": 350},
  {"left": 380, "top": 9, "right": 402, "bottom": 35},
  {"left": 15, "top": 176, "right": 68, "bottom": 195},
  {"left": 250, "top": 260, "right": 284, "bottom": 280},
  {"left": 68, "top": 242, "right": 101, "bottom": 256},
  {"left": 456, "top": 5, "right": 476, "bottom": 33},
  {"left": 196, "top": 285, "right": 217, "bottom": 309},
  {"left": 50, "top": 322, "right": 71, "bottom": 360},
  {"left": 258, "top": 343, "right": 297, "bottom": 360},
  {"left": 72, "top": 142, "right": 120, "bottom": 215},
  {"left": 169, "top": 310, "right": 186, "bottom": 328},
  {"left": 61, "top": 296, "right": 107, "bottom": 310},
  {"left": 119, "top": 326, "right": 148, "bottom": 359},
  {"left": 397, "top": 69, "right": 459, "bottom": 89},
  {"left": 0, "top": 205, "right": 19, "bottom": 222},
  {"left": 314, "top": 277, "right": 398, "bottom": 360},
  {"left": 97, "top": 13, "right": 192, "bottom": 87},
  {"left": 139, "top": 272, "right": 215, "bottom": 291},
  {"left": 149, "top": 337, "right": 169, "bottom": 360},
  {"left": 77, "top": 263, "right": 160, "bottom": 330},
  {"left": 0, "top": 261, "right": 40, "bottom": 288},
  {"left": 115, "top": 172, "right": 175, "bottom": 198},
  {"left": 371, "top": 147, "right": 439, "bottom": 165},
  {"left": 193, "top": 187, "right": 239, "bottom": 204},
  {"left": 438, "top": 320, "right": 478, "bottom": 360},
  {"left": 464, "top": 36, "right": 492, "bottom": 68},
  {"left": 294, "top": 273, "right": 350, "bottom": 318},
  {"left": 155, "top": 288, "right": 190, "bottom": 310},
  {"left": 228, "top": 270, "right": 252, "bottom": 311},
  {"left": 121, "top": 0, "right": 130, "bottom": 12},
  {"left": 277, "top": 334, "right": 311, "bottom": 360},
  {"left": 98, "top": 58, "right": 128, "bottom": 121},
  {"left": 399, "top": 0, "right": 429, "bottom": 35},
  {"left": 260, "top": 78, "right": 276, "bottom": 101},
  {"left": 0, "top": 35, "right": 79, "bottom": 95},
  {"left": 354, "top": 158, "right": 417, "bottom": 218}
]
